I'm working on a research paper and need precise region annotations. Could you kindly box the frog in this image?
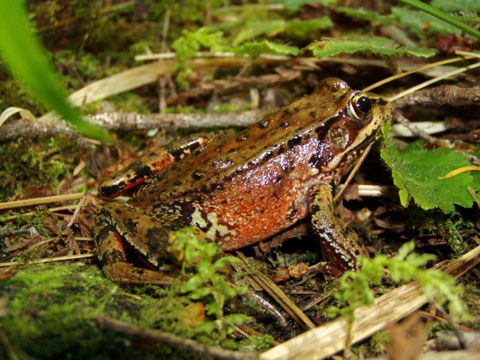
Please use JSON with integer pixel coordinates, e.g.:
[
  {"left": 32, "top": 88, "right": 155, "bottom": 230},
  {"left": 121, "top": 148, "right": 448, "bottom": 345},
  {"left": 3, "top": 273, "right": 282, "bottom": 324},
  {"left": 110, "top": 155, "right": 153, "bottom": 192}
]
[{"left": 94, "top": 77, "right": 392, "bottom": 285}]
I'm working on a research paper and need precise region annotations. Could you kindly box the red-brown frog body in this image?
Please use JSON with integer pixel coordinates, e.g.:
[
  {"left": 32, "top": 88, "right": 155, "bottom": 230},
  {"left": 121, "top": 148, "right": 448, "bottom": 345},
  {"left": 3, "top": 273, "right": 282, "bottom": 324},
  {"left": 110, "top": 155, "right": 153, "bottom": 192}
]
[{"left": 94, "top": 78, "right": 392, "bottom": 284}]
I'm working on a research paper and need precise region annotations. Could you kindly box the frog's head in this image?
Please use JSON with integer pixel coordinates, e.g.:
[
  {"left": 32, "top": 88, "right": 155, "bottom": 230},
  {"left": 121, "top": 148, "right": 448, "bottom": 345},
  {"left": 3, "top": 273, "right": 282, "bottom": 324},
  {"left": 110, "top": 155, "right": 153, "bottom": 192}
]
[{"left": 313, "top": 78, "right": 392, "bottom": 171}]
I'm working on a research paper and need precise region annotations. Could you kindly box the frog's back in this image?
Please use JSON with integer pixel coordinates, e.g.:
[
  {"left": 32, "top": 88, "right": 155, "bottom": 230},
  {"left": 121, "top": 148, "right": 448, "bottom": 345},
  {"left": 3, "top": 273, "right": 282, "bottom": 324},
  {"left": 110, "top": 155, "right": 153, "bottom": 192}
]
[{"left": 132, "top": 78, "right": 354, "bottom": 204}]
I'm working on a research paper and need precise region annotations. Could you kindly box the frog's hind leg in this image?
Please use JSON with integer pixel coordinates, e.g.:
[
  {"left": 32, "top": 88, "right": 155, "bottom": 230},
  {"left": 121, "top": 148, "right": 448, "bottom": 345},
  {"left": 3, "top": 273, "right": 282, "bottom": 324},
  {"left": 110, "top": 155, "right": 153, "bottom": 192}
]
[
  {"left": 94, "top": 202, "right": 186, "bottom": 285},
  {"left": 310, "top": 184, "right": 369, "bottom": 273}
]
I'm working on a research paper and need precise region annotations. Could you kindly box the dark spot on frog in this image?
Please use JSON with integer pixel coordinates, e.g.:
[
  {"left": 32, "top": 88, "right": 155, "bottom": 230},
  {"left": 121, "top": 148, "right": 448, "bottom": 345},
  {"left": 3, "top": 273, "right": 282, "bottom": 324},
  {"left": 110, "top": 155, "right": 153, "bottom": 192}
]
[
  {"left": 100, "top": 249, "right": 125, "bottom": 266},
  {"left": 228, "top": 147, "right": 241, "bottom": 153},
  {"left": 287, "top": 134, "right": 302, "bottom": 147},
  {"left": 93, "top": 222, "right": 111, "bottom": 242},
  {"left": 124, "top": 218, "right": 138, "bottom": 233},
  {"left": 277, "top": 145, "right": 286, "bottom": 155},
  {"left": 372, "top": 98, "right": 388, "bottom": 106},
  {"left": 259, "top": 119, "right": 271, "bottom": 128},
  {"left": 133, "top": 268, "right": 146, "bottom": 275},
  {"left": 315, "top": 124, "right": 329, "bottom": 138},
  {"left": 146, "top": 227, "right": 171, "bottom": 251},
  {"left": 275, "top": 175, "right": 284, "bottom": 183},
  {"left": 310, "top": 203, "right": 321, "bottom": 214},
  {"left": 174, "top": 180, "right": 182, "bottom": 186},
  {"left": 99, "top": 183, "right": 125, "bottom": 197},
  {"left": 262, "top": 150, "right": 274, "bottom": 161},
  {"left": 310, "top": 110, "right": 317, "bottom": 118},
  {"left": 212, "top": 183, "right": 225, "bottom": 191},
  {"left": 292, "top": 107, "right": 300, "bottom": 112},
  {"left": 309, "top": 154, "right": 323, "bottom": 169},
  {"left": 192, "top": 170, "right": 205, "bottom": 180},
  {"left": 236, "top": 134, "right": 249, "bottom": 141}
]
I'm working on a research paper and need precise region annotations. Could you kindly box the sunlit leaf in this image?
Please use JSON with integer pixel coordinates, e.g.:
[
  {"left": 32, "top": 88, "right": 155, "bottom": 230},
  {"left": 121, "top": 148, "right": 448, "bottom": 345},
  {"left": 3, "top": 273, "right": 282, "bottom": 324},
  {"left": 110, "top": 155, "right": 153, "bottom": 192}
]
[
  {"left": 309, "top": 35, "right": 437, "bottom": 58},
  {"left": 0, "top": 1, "right": 112, "bottom": 142},
  {"left": 232, "top": 40, "right": 300, "bottom": 57},
  {"left": 381, "top": 124, "right": 480, "bottom": 213}
]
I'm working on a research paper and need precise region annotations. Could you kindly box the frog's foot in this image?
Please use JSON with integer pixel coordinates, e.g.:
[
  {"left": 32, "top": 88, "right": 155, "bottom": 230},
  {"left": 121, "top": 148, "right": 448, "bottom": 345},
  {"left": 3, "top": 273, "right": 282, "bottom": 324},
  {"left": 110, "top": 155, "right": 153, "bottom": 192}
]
[
  {"left": 94, "top": 202, "right": 183, "bottom": 285},
  {"left": 94, "top": 223, "right": 176, "bottom": 285},
  {"left": 310, "top": 184, "right": 369, "bottom": 272}
]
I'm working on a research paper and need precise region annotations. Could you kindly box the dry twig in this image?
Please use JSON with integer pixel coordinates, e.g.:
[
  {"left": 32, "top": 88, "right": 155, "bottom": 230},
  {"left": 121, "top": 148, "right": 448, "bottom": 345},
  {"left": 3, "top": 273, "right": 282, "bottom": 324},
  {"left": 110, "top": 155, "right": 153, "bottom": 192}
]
[{"left": 96, "top": 314, "right": 258, "bottom": 360}]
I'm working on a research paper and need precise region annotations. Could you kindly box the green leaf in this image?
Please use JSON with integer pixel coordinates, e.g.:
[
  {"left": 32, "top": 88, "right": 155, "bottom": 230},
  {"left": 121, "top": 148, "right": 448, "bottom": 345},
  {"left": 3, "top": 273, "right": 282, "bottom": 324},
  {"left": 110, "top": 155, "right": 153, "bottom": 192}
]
[
  {"left": 432, "top": 0, "right": 480, "bottom": 11},
  {"left": 233, "top": 20, "right": 286, "bottom": 45},
  {"left": 172, "top": 27, "right": 226, "bottom": 88},
  {"left": 0, "top": 1, "right": 112, "bottom": 142},
  {"left": 273, "top": 0, "right": 335, "bottom": 11},
  {"left": 396, "top": 0, "right": 480, "bottom": 39},
  {"left": 232, "top": 40, "right": 300, "bottom": 57},
  {"left": 337, "top": 7, "right": 391, "bottom": 23},
  {"left": 309, "top": 35, "right": 437, "bottom": 58},
  {"left": 392, "top": 7, "right": 462, "bottom": 35},
  {"left": 381, "top": 138, "right": 480, "bottom": 214},
  {"left": 285, "top": 17, "right": 333, "bottom": 38}
]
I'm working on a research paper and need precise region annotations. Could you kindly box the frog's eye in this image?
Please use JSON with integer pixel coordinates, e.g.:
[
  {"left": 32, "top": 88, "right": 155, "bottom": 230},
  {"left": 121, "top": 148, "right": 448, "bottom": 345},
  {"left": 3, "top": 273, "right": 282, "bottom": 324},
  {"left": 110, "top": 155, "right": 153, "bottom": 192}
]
[{"left": 348, "top": 94, "right": 372, "bottom": 121}]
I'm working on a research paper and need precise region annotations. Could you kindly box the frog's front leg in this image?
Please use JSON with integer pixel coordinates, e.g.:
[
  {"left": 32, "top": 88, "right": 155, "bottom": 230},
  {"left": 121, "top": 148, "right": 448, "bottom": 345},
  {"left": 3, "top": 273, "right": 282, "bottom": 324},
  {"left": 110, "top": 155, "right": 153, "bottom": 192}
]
[
  {"left": 94, "top": 201, "right": 193, "bottom": 285},
  {"left": 310, "top": 184, "right": 369, "bottom": 274}
]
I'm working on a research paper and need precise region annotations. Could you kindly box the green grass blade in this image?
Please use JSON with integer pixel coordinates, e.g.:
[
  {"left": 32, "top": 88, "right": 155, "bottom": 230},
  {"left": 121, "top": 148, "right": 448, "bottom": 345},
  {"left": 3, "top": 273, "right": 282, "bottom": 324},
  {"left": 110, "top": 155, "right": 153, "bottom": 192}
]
[
  {"left": 397, "top": 0, "right": 480, "bottom": 39},
  {"left": 0, "top": 1, "right": 113, "bottom": 142}
]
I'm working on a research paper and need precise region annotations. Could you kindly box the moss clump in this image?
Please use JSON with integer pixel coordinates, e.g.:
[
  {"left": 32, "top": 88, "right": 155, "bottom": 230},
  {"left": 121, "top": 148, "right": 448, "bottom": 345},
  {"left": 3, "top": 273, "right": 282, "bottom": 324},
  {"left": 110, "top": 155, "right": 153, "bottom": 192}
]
[
  {"left": 0, "top": 255, "right": 271, "bottom": 359},
  {"left": 0, "top": 137, "right": 79, "bottom": 200}
]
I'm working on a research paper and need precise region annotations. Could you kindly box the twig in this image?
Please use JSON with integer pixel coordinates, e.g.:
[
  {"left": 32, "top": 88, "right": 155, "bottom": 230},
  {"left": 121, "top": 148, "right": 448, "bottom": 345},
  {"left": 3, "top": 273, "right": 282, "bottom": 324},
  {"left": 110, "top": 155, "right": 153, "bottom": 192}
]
[
  {"left": 66, "top": 195, "right": 86, "bottom": 228},
  {"left": 236, "top": 251, "right": 316, "bottom": 330},
  {"left": 260, "top": 244, "right": 480, "bottom": 360},
  {"left": 394, "top": 83, "right": 480, "bottom": 108},
  {"left": 0, "top": 110, "right": 268, "bottom": 142},
  {"left": 96, "top": 314, "right": 258, "bottom": 360},
  {"left": 0, "top": 193, "right": 84, "bottom": 210}
]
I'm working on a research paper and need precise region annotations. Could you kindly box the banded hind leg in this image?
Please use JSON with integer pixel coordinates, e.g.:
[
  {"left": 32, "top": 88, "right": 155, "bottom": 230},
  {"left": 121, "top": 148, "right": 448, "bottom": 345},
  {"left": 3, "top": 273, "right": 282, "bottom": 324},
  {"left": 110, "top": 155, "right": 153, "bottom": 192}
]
[{"left": 94, "top": 201, "right": 204, "bottom": 285}]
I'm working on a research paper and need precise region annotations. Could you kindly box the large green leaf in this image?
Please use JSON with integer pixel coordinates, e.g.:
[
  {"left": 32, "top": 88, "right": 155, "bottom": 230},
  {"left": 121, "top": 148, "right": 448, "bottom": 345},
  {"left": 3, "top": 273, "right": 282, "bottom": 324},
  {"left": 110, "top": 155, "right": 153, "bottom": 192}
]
[
  {"left": 309, "top": 35, "right": 437, "bottom": 58},
  {"left": 232, "top": 40, "right": 300, "bottom": 57},
  {"left": 0, "top": 1, "right": 112, "bottom": 142},
  {"left": 381, "top": 127, "right": 480, "bottom": 213},
  {"left": 432, "top": 0, "right": 480, "bottom": 12},
  {"left": 392, "top": 7, "right": 462, "bottom": 35},
  {"left": 397, "top": 0, "right": 480, "bottom": 39}
]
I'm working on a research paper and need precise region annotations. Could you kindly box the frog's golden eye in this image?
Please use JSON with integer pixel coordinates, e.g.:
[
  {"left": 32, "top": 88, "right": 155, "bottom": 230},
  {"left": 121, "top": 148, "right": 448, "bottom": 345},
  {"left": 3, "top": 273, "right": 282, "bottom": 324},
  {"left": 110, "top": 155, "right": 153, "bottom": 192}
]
[{"left": 348, "top": 94, "right": 372, "bottom": 121}]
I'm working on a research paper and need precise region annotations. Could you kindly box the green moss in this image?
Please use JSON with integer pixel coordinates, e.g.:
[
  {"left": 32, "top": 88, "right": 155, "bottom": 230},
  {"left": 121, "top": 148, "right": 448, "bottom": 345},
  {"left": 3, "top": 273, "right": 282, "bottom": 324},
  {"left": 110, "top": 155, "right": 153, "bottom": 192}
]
[
  {"left": 0, "top": 137, "right": 80, "bottom": 200},
  {"left": 0, "top": 263, "right": 237, "bottom": 359}
]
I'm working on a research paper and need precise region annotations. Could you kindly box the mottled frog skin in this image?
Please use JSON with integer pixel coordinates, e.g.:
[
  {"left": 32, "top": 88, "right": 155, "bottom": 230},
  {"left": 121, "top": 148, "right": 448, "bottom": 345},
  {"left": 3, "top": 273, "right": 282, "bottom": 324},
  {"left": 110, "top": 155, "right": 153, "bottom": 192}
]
[{"left": 94, "top": 78, "right": 392, "bottom": 285}]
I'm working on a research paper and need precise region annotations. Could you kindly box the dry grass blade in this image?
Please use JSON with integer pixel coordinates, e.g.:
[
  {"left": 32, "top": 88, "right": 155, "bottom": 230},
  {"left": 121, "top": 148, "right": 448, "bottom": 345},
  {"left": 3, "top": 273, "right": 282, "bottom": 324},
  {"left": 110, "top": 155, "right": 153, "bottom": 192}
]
[
  {"left": 0, "top": 253, "right": 94, "bottom": 268},
  {"left": 236, "top": 251, "right": 316, "bottom": 330},
  {"left": 260, "top": 245, "right": 480, "bottom": 360},
  {"left": 38, "top": 58, "right": 256, "bottom": 123},
  {"left": 0, "top": 193, "right": 84, "bottom": 210},
  {"left": 389, "top": 61, "right": 480, "bottom": 102},
  {"left": 333, "top": 143, "right": 372, "bottom": 202},
  {"left": 363, "top": 56, "right": 474, "bottom": 92}
]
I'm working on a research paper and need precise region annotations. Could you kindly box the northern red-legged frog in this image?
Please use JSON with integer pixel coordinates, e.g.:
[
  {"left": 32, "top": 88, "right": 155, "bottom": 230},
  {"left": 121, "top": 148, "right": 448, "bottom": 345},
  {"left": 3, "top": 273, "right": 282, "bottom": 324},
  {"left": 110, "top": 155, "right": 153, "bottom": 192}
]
[{"left": 94, "top": 78, "right": 392, "bottom": 285}]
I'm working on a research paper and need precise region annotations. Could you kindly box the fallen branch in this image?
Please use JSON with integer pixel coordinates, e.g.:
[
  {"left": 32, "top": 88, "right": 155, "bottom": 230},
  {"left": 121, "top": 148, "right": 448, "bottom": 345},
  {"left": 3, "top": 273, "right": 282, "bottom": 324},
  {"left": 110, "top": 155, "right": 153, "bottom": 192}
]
[{"left": 96, "top": 314, "right": 258, "bottom": 360}]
